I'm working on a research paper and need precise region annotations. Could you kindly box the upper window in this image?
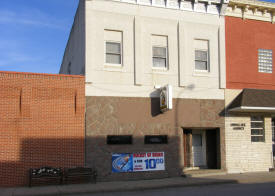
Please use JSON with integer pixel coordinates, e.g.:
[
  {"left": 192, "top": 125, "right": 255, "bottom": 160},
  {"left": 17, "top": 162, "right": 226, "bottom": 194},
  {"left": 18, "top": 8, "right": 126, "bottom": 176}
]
[
  {"left": 106, "top": 42, "right": 121, "bottom": 65},
  {"left": 251, "top": 116, "right": 265, "bottom": 142},
  {"left": 104, "top": 30, "right": 122, "bottom": 66},
  {"left": 258, "top": 49, "right": 273, "bottom": 73},
  {"left": 153, "top": 0, "right": 166, "bottom": 6},
  {"left": 194, "top": 39, "right": 209, "bottom": 71},
  {"left": 153, "top": 47, "right": 167, "bottom": 68},
  {"left": 152, "top": 35, "right": 168, "bottom": 69}
]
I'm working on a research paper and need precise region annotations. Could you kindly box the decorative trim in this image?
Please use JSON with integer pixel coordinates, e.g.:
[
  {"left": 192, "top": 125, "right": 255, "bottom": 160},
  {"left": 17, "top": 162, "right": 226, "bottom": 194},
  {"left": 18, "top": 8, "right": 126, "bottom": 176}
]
[
  {"left": 226, "top": 0, "right": 275, "bottom": 23},
  {"left": 106, "top": 0, "right": 228, "bottom": 16}
]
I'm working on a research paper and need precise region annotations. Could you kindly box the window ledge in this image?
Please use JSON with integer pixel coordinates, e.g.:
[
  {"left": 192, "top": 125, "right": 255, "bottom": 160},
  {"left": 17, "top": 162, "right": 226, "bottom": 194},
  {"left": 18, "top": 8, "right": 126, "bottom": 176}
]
[
  {"left": 152, "top": 68, "right": 170, "bottom": 74},
  {"left": 251, "top": 142, "right": 266, "bottom": 144},
  {"left": 193, "top": 70, "right": 211, "bottom": 77},
  {"left": 103, "top": 64, "right": 125, "bottom": 72},
  {"left": 152, "top": 67, "right": 168, "bottom": 71}
]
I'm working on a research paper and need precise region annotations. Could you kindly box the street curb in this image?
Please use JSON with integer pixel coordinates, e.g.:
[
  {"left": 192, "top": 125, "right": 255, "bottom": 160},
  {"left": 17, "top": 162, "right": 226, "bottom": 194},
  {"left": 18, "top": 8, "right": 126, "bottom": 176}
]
[
  {"left": 61, "top": 179, "right": 238, "bottom": 196},
  {"left": 5, "top": 179, "right": 239, "bottom": 196},
  {"left": 5, "top": 171, "right": 275, "bottom": 196}
]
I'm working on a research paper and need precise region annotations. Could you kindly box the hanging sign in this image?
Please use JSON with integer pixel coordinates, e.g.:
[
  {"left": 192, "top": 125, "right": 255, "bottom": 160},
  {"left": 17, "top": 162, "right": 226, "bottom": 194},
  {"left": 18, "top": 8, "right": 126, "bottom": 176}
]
[
  {"left": 160, "top": 85, "right": 172, "bottom": 113},
  {"left": 112, "top": 152, "right": 165, "bottom": 173}
]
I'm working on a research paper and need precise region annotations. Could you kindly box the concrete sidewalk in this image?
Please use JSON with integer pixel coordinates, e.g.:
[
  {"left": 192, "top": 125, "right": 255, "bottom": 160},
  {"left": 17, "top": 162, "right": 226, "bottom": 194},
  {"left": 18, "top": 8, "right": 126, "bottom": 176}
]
[{"left": 2, "top": 172, "right": 275, "bottom": 196}]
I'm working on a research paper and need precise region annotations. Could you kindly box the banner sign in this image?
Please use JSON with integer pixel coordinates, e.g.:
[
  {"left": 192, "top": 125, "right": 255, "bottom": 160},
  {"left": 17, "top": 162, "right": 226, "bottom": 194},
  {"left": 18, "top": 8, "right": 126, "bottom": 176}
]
[{"left": 112, "top": 152, "right": 165, "bottom": 173}]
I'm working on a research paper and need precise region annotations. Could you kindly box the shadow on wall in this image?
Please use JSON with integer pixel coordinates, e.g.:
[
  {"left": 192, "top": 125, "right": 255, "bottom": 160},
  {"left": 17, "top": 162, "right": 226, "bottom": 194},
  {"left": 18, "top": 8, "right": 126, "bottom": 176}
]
[
  {"left": 150, "top": 89, "right": 161, "bottom": 117},
  {"left": 0, "top": 136, "right": 183, "bottom": 187},
  {"left": 85, "top": 135, "right": 183, "bottom": 182},
  {"left": 0, "top": 138, "right": 84, "bottom": 187}
]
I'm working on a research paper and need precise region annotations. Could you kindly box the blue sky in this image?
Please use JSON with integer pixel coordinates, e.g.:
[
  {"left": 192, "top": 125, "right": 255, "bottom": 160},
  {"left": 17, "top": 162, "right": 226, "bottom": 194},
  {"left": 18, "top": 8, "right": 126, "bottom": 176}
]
[
  {"left": 0, "top": 0, "right": 274, "bottom": 74},
  {"left": 0, "top": 0, "right": 78, "bottom": 74}
]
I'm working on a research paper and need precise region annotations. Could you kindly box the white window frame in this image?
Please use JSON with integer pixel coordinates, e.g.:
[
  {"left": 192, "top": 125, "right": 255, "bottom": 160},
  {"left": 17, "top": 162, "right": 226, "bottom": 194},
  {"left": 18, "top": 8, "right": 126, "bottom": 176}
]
[
  {"left": 258, "top": 49, "right": 273, "bottom": 73},
  {"left": 194, "top": 39, "right": 209, "bottom": 73},
  {"left": 251, "top": 116, "right": 265, "bottom": 143},
  {"left": 104, "top": 40, "right": 122, "bottom": 67},
  {"left": 195, "top": 49, "right": 209, "bottom": 72},
  {"left": 152, "top": 45, "right": 168, "bottom": 70}
]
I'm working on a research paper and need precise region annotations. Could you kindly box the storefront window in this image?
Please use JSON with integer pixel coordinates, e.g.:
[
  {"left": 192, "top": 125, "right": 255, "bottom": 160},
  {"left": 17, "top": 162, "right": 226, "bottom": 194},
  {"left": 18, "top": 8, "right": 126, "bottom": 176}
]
[{"left": 251, "top": 116, "right": 265, "bottom": 142}]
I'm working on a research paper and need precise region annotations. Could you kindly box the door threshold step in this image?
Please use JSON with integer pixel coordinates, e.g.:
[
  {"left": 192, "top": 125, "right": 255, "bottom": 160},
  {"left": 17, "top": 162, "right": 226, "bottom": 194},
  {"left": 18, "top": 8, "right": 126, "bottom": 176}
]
[{"left": 182, "top": 170, "right": 227, "bottom": 178}]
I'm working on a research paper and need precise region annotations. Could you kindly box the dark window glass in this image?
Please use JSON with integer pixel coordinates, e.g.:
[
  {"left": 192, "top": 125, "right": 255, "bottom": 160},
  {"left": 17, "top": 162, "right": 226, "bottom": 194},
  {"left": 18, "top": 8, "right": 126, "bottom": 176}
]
[
  {"left": 144, "top": 135, "right": 168, "bottom": 144},
  {"left": 107, "top": 135, "right": 132, "bottom": 145}
]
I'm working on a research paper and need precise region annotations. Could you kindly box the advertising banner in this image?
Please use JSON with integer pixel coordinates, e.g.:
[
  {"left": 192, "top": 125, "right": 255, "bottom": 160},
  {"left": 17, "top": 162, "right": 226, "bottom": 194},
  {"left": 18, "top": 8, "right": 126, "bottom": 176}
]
[
  {"left": 112, "top": 153, "right": 133, "bottom": 173},
  {"left": 112, "top": 152, "right": 165, "bottom": 173}
]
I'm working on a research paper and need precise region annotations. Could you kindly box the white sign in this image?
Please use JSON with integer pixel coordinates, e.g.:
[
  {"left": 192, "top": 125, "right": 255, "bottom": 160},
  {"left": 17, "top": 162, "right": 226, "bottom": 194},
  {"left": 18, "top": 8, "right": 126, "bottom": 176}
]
[
  {"left": 160, "top": 85, "right": 172, "bottom": 112},
  {"left": 133, "top": 152, "right": 165, "bottom": 172}
]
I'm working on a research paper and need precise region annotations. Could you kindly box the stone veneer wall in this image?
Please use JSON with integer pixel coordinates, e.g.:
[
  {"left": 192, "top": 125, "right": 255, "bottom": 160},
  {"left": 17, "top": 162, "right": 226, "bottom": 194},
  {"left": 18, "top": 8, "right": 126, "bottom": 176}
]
[
  {"left": 225, "top": 89, "right": 273, "bottom": 173},
  {"left": 86, "top": 96, "right": 225, "bottom": 181}
]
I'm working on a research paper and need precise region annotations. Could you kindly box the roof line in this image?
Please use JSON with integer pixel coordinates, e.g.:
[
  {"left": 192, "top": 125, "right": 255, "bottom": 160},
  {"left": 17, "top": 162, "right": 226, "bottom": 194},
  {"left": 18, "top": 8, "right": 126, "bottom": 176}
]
[{"left": 0, "top": 71, "right": 84, "bottom": 78}]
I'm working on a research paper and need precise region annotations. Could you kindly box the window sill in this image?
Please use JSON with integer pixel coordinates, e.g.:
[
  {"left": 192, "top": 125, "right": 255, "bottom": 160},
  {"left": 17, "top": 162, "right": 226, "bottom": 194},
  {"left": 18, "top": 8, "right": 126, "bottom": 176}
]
[
  {"left": 251, "top": 141, "right": 266, "bottom": 144},
  {"left": 193, "top": 70, "right": 211, "bottom": 77},
  {"left": 152, "top": 69, "right": 170, "bottom": 75},
  {"left": 258, "top": 71, "right": 273, "bottom": 74},
  {"left": 103, "top": 64, "right": 124, "bottom": 72},
  {"left": 152, "top": 67, "right": 168, "bottom": 72}
]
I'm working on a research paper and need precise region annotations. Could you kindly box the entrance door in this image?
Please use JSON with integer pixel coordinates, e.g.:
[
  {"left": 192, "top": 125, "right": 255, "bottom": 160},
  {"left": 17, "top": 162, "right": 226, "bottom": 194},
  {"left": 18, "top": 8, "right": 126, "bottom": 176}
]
[
  {"left": 206, "top": 129, "right": 218, "bottom": 169},
  {"left": 192, "top": 134, "right": 204, "bottom": 167}
]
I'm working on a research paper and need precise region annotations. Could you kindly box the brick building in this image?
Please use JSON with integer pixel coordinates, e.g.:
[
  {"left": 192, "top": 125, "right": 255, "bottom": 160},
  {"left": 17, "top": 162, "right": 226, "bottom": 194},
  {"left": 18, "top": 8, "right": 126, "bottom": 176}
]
[
  {"left": 0, "top": 71, "right": 85, "bottom": 187},
  {"left": 60, "top": 0, "right": 228, "bottom": 181},
  {"left": 225, "top": 0, "right": 275, "bottom": 173}
]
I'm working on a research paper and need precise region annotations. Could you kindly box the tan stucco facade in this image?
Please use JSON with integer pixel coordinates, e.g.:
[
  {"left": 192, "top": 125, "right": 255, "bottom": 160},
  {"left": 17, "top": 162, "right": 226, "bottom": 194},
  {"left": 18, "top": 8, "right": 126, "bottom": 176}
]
[{"left": 86, "top": 96, "right": 225, "bottom": 181}]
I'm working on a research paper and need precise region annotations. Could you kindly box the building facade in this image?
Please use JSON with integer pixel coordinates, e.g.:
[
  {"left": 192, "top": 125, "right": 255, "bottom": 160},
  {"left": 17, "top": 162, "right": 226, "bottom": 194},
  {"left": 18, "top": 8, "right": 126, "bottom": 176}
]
[
  {"left": 60, "top": 0, "right": 228, "bottom": 181},
  {"left": 225, "top": 0, "right": 275, "bottom": 173},
  {"left": 0, "top": 71, "right": 85, "bottom": 186}
]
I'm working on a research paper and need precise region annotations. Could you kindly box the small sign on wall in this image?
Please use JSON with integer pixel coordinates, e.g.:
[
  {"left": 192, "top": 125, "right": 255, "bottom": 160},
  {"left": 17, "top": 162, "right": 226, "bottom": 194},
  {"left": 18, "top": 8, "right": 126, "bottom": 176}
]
[
  {"left": 230, "top": 123, "right": 245, "bottom": 130},
  {"left": 112, "top": 152, "right": 165, "bottom": 173}
]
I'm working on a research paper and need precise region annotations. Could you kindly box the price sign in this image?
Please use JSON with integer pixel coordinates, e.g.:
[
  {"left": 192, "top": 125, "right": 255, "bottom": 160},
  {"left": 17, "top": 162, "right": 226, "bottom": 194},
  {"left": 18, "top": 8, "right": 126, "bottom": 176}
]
[
  {"left": 133, "top": 152, "right": 165, "bottom": 172},
  {"left": 112, "top": 152, "right": 165, "bottom": 173}
]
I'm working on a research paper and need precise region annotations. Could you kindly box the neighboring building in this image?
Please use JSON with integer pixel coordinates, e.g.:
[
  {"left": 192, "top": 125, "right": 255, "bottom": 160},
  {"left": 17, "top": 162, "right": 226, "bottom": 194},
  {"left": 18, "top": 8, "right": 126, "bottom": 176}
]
[
  {"left": 60, "top": 0, "right": 228, "bottom": 181},
  {"left": 225, "top": 0, "right": 275, "bottom": 173},
  {"left": 0, "top": 71, "right": 85, "bottom": 186}
]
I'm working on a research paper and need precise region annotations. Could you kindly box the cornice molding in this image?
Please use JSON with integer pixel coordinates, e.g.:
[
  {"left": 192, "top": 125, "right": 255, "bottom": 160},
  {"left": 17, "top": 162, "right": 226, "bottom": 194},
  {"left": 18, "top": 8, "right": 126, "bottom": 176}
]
[
  {"left": 226, "top": 0, "right": 275, "bottom": 23},
  {"left": 92, "top": 0, "right": 229, "bottom": 16}
]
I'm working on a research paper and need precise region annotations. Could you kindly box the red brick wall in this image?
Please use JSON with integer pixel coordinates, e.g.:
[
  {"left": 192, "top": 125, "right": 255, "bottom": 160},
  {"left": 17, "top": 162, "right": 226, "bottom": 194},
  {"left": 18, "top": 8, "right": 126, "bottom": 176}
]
[
  {"left": 226, "top": 16, "right": 275, "bottom": 90},
  {"left": 0, "top": 71, "right": 85, "bottom": 187}
]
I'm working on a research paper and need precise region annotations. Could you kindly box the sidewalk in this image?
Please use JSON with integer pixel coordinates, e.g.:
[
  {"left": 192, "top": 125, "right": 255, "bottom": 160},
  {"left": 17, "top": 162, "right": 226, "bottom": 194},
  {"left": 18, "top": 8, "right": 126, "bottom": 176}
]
[{"left": 2, "top": 172, "right": 275, "bottom": 196}]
